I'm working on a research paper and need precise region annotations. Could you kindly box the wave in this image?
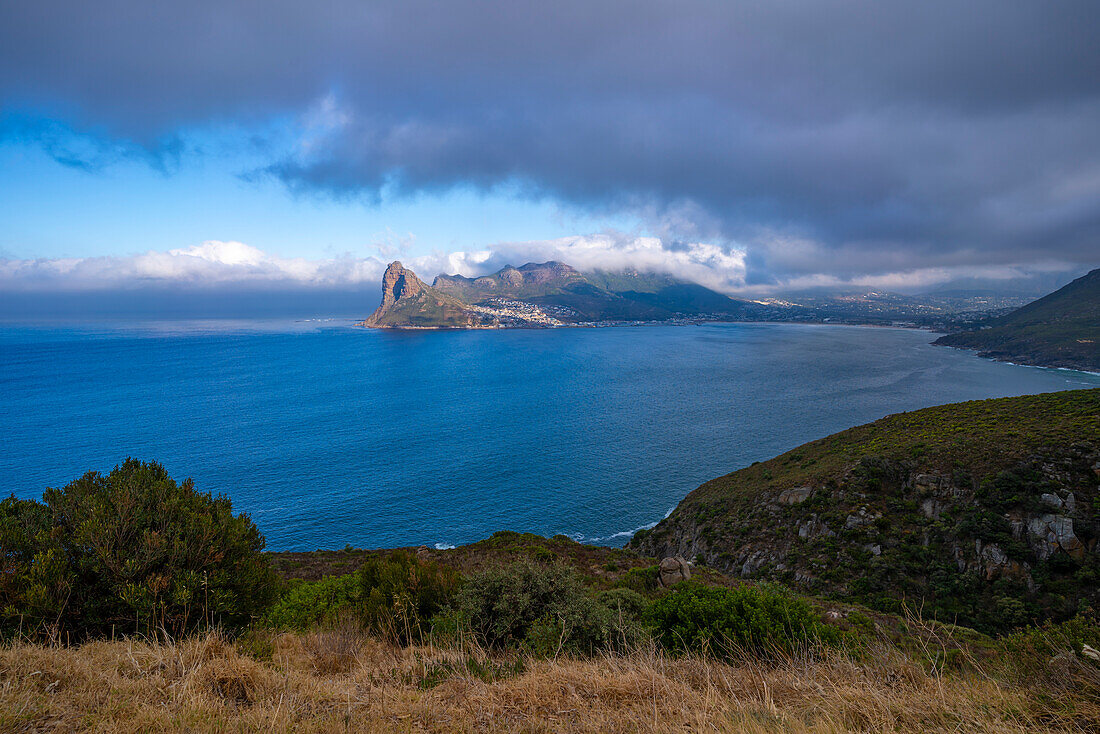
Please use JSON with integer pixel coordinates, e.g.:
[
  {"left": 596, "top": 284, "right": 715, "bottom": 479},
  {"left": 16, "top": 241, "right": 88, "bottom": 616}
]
[{"left": 574, "top": 506, "right": 676, "bottom": 544}]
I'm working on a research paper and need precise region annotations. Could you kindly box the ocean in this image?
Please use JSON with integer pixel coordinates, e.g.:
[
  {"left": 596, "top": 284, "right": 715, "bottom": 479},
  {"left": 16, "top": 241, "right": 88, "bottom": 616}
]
[{"left": 2, "top": 319, "right": 1097, "bottom": 551}]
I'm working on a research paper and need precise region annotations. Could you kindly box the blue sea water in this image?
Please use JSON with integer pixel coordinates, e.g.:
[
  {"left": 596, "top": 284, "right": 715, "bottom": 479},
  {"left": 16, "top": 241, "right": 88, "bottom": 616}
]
[{"left": 2, "top": 319, "right": 1098, "bottom": 551}]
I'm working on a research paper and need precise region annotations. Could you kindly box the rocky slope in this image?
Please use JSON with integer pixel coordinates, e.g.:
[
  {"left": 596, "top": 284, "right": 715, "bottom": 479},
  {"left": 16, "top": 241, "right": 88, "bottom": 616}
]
[
  {"left": 935, "top": 268, "right": 1099, "bottom": 371},
  {"left": 631, "top": 389, "right": 1100, "bottom": 633}
]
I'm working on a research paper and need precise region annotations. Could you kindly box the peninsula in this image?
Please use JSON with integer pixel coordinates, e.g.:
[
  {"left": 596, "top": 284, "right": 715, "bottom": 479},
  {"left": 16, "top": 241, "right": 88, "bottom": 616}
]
[{"left": 359, "top": 260, "right": 766, "bottom": 328}]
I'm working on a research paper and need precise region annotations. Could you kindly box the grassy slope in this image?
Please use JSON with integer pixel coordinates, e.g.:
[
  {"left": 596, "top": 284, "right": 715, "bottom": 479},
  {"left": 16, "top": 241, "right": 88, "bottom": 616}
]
[
  {"left": 270, "top": 532, "right": 659, "bottom": 586},
  {"left": 13, "top": 530, "right": 1100, "bottom": 732},
  {"left": 935, "top": 268, "right": 1100, "bottom": 370},
  {"left": 6, "top": 625, "right": 1099, "bottom": 733},
  {"left": 9, "top": 527, "right": 1100, "bottom": 732},
  {"left": 653, "top": 389, "right": 1100, "bottom": 503}
]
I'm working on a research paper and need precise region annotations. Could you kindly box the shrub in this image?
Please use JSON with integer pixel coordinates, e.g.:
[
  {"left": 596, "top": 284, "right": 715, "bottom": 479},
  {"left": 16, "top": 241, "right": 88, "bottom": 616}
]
[
  {"left": 266, "top": 552, "right": 461, "bottom": 643},
  {"left": 616, "top": 565, "right": 659, "bottom": 594},
  {"left": 647, "top": 582, "right": 835, "bottom": 657},
  {"left": 265, "top": 574, "right": 361, "bottom": 630},
  {"left": 1, "top": 459, "right": 276, "bottom": 639},
  {"left": 596, "top": 588, "right": 649, "bottom": 621},
  {"left": 453, "top": 561, "right": 637, "bottom": 655},
  {"left": 1000, "top": 611, "right": 1100, "bottom": 661},
  {"left": 356, "top": 552, "right": 461, "bottom": 642},
  {"left": 0, "top": 495, "right": 58, "bottom": 630}
]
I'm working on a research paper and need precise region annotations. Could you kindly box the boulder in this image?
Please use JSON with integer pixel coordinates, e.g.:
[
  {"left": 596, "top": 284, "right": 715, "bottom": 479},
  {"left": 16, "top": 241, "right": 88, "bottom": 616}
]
[
  {"left": 1027, "top": 514, "right": 1085, "bottom": 560},
  {"left": 1040, "top": 493, "right": 1064, "bottom": 510},
  {"left": 778, "top": 486, "right": 813, "bottom": 505},
  {"left": 658, "top": 556, "right": 692, "bottom": 588},
  {"left": 798, "top": 516, "right": 836, "bottom": 540}
]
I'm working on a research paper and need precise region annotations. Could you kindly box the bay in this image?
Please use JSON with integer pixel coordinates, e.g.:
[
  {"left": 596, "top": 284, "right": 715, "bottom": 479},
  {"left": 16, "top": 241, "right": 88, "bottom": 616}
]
[{"left": 2, "top": 320, "right": 1097, "bottom": 550}]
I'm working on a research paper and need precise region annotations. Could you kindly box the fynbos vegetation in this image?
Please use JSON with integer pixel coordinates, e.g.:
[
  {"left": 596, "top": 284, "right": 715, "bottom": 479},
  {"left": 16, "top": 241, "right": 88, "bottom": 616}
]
[
  {"left": 1, "top": 459, "right": 276, "bottom": 640},
  {"left": 3, "top": 391, "right": 1100, "bottom": 731}
]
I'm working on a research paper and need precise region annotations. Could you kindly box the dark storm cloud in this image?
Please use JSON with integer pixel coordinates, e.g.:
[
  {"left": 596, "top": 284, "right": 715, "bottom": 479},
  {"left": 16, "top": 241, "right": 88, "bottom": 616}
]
[{"left": 2, "top": 0, "right": 1099, "bottom": 281}]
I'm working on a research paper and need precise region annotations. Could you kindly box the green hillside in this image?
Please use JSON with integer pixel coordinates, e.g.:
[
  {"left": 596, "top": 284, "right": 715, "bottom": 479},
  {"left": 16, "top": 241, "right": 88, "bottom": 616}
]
[
  {"left": 631, "top": 389, "right": 1100, "bottom": 633},
  {"left": 935, "top": 268, "right": 1100, "bottom": 371}
]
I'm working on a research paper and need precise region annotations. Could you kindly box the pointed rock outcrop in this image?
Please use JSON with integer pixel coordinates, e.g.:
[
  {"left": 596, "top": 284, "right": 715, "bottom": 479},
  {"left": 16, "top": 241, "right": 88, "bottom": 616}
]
[{"left": 361, "top": 262, "right": 480, "bottom": 329}]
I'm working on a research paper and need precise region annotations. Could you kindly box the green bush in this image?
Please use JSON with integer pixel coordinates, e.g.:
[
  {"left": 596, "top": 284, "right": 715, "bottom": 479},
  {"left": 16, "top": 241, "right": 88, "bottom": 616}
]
[
  {"left": 452, "top": 561, "right": 639, "bottom": 655},
  {"left": 265, "top": 574, "right": 361, "bottom": 630},
  {"left": 647, "top": 582, "right": 835, "bottom": 657},
  {"left": 357, "top": 552, "right": 461, "bottom": 642},
  {"left": 1000, "top": 610, "right": 1100, "bottom": 660},
  {"left": 616, "top": 565, "right": 659, "bottom": 594},
  {"left": 266, "top": 552, "right": 461, "bottom": 643},
  {"left": 596, "top": 588, "right": 650, "bottom": 621},
  {"left": 1, "top": 459, "right": 276, "bottom": 639},
  {"left": 0, "top": 495, "right": 57, "bottom": 630}
]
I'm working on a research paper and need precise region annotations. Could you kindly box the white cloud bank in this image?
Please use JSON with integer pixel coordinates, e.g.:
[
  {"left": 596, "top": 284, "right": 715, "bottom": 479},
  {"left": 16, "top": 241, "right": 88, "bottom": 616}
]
[
  {"left": 0, "top": 235, "right": 749, "bottom": 293},
  {"left": 0, "top": 235, "right": 1077, "bottom": 296},
  {"left": 0, "top": 241, "right": 385, "bottom": 291}
]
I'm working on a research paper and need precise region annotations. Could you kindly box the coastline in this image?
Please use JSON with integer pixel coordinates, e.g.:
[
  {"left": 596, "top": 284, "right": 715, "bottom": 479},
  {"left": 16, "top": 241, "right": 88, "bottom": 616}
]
[
  {"left": 933, "top": 342, "right": 1100, "bottom": 375},
  {"left": 359, "top": 315, "right": 1097, "bottom": 375},
  {"left": 356, "top": 317, "right": 943, "bottom": 333}
]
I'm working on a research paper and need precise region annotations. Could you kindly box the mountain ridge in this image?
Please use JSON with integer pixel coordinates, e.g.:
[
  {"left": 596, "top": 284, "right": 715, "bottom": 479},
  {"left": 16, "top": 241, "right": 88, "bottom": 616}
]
[{"left": 934, "top": 268, "right": 1100, "bottom": 371}]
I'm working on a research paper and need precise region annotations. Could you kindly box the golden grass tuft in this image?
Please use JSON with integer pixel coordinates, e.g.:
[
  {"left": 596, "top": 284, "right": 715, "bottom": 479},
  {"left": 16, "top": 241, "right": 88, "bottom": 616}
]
[{"left": 1, "top": 630, "right": 1096, "bottom": 733}]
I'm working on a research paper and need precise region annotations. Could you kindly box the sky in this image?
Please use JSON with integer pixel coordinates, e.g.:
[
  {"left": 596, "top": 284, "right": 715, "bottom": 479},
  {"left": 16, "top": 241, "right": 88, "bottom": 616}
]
[{"left": 1, "top": 0, "right": 1098, "bottom": 313}]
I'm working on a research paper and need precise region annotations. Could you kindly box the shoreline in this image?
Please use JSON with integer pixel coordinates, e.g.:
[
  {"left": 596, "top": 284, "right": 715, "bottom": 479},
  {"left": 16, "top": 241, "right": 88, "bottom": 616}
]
[
  {"left": 357, "top": 317, "right": 943, "bottom": 333},
  {"left": 933, "top": 342, "right": 1099, "bottom": 376}
]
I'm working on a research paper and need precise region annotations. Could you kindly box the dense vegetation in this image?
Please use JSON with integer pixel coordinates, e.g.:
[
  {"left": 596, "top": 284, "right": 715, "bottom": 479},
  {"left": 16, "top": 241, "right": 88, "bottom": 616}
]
[
  {"left": 647, "top": 581, "right": 836, "bottom": 657},
  {"left": 935, "top": 267, "right": 1099, "bottom": 370},
  {"left": 2, "top": 451, "right": 1100, "bottom": 731},
  {"left": 633, "top": 389, "right": 1100, "bottom": 634},
  {"left": 0, "top": 459, "right": 276, "bottom": 640},
  {"left": 0, "top": 464, "right": 837, "bottom": 657}
]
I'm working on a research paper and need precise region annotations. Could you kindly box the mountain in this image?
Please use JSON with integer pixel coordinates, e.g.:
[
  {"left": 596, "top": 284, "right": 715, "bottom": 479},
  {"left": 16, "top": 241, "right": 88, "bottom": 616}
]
[
  {"left": 434, "top": 260, "right": 764, "bottom": 322},
  {"left": 630, "top": 389, "right": 1100, "bottom": 633},
  {"left": 363, "top": 260, "right": 766, "bottom": 328},
  {"left": 361, "top": 262, "right": 487, "bottom": 328},
  {"left": 432, "top": 261, "right": 588, "bottom": 300},
  {"left": 934, "top": 268, "right": 1100, "bottom": 371}
]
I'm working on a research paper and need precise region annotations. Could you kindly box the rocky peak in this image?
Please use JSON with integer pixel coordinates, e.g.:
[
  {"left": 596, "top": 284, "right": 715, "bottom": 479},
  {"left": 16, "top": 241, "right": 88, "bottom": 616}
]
[{"left": 379, "top": 261, "right": 425, "bottom": 309}]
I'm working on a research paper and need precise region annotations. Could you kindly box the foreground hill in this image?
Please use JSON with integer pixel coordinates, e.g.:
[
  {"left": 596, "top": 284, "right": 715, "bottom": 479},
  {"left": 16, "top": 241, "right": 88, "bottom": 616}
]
[
  {"left": 363, "top": 260, "right": 766, "bottom": 328},
  {"left": 934, "top": 268, "right": 1100, "bottom": 371},
  {"left": 631, "top": 389, "right": 1100, "bottom": 633}
]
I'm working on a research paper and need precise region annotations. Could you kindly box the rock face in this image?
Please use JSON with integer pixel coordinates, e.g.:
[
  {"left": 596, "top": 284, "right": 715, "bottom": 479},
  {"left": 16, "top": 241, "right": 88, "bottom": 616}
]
[
  {"left": 778, "top": 487, "right": 813, "bottom": 505},
  {"left": 377, "top": 261, "right": 425, "bottom": 311},
  {"left": 657, "top": 556, "right": 692, "bottom": 588},
  {"left": 361, "top": 262, "right": 481, "bottom": 329}
]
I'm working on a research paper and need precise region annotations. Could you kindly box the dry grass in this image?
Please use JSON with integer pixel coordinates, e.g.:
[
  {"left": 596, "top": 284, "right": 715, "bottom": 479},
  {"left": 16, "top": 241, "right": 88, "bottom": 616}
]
[{"left": 1, "top": 629, "right": 1095, "bottom": 733}]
